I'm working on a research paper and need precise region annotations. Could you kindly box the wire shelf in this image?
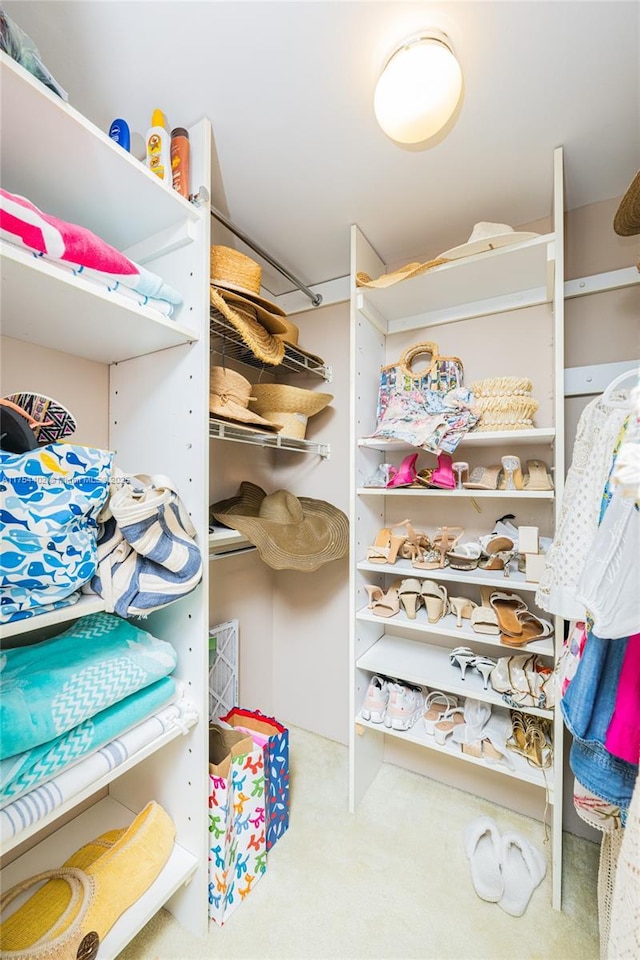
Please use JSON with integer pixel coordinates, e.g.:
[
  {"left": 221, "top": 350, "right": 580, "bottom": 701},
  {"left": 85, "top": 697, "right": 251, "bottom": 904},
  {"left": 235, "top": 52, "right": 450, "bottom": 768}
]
[
  {"left": 209, "top": 418, "right": 330, "bottom": 458},
  {"left": 210, "top": 308, "right": 331, "bottom": 381}
]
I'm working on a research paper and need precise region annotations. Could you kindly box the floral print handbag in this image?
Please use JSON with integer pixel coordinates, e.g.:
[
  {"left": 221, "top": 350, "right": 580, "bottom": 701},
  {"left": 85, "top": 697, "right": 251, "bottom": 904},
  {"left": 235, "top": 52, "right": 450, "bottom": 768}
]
[{"left": 376, "top": 342, "right": 465, "bottom": 426}]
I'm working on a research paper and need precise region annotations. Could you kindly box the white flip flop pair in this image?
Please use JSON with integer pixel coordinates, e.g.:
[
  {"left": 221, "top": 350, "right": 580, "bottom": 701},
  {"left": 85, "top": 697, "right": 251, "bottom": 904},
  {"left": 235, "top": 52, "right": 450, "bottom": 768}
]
[{"left": 463, "top": 816, "right": 546, "bottom": 916}]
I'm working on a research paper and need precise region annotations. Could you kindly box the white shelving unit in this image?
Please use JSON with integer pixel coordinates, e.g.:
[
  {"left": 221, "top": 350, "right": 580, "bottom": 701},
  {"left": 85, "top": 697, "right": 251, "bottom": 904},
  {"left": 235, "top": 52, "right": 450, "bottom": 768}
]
[
  {"left": 349, "top": 148, "right": 565, "bottom": 910},
  {"left": 0, "top": 52, "right": 211, "bottom": 944}
]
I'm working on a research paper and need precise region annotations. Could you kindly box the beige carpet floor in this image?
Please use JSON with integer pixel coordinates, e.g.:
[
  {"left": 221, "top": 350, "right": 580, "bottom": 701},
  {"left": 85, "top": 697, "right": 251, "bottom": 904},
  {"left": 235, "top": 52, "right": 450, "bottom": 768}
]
[{"left": 120, "top": 726, "right": 600, "bottom": 960}]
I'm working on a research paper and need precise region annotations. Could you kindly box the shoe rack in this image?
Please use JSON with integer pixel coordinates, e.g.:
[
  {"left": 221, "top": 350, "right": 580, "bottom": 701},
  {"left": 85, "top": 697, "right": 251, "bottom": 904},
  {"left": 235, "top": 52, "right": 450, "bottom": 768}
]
[
  {"left": 0, "top": 52, "right": 211, "bottom": 948},
  {"left": 349, "top": 148, "right": 565, "bottom": 910}
]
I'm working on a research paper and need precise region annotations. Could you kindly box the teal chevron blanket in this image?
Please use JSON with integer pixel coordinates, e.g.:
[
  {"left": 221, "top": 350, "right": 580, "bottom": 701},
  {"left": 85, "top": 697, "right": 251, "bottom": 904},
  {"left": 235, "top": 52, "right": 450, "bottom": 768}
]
[
  {"left": 0, "top": 612, "right": 177, "bottom": 759},
  {"left": 0, "top": 675, "right": 176, "bottom": 807}
]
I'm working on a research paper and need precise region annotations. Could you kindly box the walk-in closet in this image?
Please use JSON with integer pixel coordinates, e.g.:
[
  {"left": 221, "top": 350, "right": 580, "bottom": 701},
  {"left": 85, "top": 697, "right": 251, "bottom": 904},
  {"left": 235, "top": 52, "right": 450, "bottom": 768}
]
[{"left": 0, "top": 3, "right": 638, "bottom": 959}]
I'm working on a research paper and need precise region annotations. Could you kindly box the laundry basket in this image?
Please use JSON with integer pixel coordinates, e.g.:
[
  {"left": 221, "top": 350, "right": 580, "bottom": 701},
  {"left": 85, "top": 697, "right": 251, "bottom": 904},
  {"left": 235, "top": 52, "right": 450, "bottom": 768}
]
[{"left": 208, "top": 619, "right": 239, "bottom": 720}]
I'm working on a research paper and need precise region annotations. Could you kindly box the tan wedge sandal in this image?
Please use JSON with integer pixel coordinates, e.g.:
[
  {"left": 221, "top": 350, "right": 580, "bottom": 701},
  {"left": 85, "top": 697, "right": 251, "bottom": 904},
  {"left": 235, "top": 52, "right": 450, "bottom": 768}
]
[{"left": 523, "top": 459, "right": 554, "bottom": 491}]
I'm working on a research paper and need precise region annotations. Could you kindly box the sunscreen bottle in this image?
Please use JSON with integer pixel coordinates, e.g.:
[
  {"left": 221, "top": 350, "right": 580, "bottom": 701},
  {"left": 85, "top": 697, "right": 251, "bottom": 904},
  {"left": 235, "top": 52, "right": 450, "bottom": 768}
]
[
  {"left": 146, "top": 109, "right": 171, "bottom": 184},
  {"left": 170, "top": 127, "right": 190, "bottom": 198},
  {"left": 108, "top": 119, "right": 130, "bottom": 151}
]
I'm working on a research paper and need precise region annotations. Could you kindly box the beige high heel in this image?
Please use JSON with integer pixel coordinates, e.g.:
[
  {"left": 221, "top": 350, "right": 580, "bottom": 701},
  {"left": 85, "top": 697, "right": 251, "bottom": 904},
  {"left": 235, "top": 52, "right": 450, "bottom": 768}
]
[
  {"left": 420, "top": 581, "right": 449, "bottom": 623},
  {"left": 449, "top": 597, "right": 478, "bottom": 628},
  {"left": 366, "top": 528, "right": 405, "bottom": 564},
  {"left": 398, "top": 578, "right": 423, "bottom": 620},
  {"left": 364, "top": 584, "right": 384, "bottom": 609},
  {"left": 370, "top": 580, "right": 402, "bottom": 618}
]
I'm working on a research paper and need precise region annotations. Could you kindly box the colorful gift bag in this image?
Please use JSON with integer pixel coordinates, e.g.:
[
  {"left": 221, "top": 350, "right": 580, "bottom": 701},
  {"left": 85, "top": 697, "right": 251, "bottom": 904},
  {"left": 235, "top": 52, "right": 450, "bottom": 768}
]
[
  {"left": 220, "top": 707, "right": 290, "bottom": 851},
  {"left": 207, "top": 724, "right": 267, "bottom": 925}
]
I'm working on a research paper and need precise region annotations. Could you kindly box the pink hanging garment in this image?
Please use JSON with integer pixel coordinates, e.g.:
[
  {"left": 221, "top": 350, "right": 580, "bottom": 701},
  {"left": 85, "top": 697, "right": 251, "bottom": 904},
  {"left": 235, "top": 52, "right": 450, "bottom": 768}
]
[{"left": 605, "top": 632, "right": 640, "bottom": 765}]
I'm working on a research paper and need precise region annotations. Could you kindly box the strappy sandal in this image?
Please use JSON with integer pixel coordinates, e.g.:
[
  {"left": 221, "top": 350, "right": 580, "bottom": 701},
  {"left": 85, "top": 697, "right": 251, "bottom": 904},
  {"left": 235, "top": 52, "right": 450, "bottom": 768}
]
[
  {"left": 364, "top": 584, "right": 384, "bottom": 609},
  {"left": 490, "top": 591, "right": 528, "bottom": 638},
  {"left": 431, "top": 526, "right": 463, "bottom": 568},
  {"left": 502, "top": 611, "right": 554, "bottom": 647},
  {"left": 366, "top": 528, "right": 406, "bottom": 564},
  {"left": 449, "top": 646, "right": 476, "bottom": 680},
  {"left": 434, "top": 706, "right": 466, "bottom": 745},
  {"left": 523, "top": 459, "right": 554, "bottom": 491},
  {"left": 423, "top": 691, "right": 458, "bottom": 735},
  {"left": 420, "top": 581, "right": 449, "bottom": 623},
  {"left": 478, "top": 549, "right": 516, "bottom": 577},
  {"left": 507, "top": 713, "right": 552, "bottom": 768},
  {"left": 462, "top": 465, "right": 502, "bottom": 490},
  {"left": 446, "top": 541, "right": 482, "bottom": 570},
  {"left": 449, "top": 597, "right": 478, "bottom": 628},
  {"left": 398, "top": 578, "right": 423, "bottom": 620}
]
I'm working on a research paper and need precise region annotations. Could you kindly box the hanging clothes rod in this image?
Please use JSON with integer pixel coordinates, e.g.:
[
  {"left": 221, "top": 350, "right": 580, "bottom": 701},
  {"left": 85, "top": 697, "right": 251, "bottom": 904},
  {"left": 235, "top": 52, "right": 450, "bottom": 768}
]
[{"left": 209, "top": 206, "right": 322, "bottom": 307}]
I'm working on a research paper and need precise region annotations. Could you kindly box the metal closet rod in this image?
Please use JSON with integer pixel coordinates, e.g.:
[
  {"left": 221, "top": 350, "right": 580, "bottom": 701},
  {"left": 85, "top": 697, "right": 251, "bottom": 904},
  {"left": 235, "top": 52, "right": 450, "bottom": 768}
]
[{"left": 210, "top": 206, "right": 322, "bottom": 307}]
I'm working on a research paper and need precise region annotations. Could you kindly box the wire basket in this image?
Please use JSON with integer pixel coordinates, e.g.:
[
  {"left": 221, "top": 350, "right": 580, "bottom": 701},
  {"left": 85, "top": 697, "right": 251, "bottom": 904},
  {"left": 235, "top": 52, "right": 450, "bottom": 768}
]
[{"left": 209, "top": 618, "right": 239, "bottom": 720}]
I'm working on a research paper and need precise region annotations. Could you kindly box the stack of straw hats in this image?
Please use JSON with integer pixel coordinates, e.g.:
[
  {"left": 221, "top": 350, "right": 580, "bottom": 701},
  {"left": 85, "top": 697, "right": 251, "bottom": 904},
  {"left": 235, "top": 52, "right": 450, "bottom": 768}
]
[
  {"left": 210, "top": 367, "right": 282, "bottom": 432},
  {"left": 248, "top": 383, "right": 333, "bottom": 440},
  {"left": 469, "top": 377, "right": 539, "bottom": 432}
]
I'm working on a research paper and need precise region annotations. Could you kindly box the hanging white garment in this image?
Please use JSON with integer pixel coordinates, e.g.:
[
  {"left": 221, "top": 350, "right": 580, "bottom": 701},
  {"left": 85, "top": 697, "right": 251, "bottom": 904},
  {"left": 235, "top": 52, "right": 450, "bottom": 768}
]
[
  {"left": 576, "top": 489, "right": 640, "bottom": 639},
  {"left": 536, "top": 395, "right": 629, "bottom": 620},
  {"left": 611, "top": 384, "right": 640, "bottom": 501}
]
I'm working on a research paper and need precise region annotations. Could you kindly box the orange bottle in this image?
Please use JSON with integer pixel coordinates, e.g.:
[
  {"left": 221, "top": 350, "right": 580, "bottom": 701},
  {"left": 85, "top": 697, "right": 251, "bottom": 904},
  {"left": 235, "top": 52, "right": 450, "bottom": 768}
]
[{"left": 170, "top": 127, "right": 190, "bottom": 198}]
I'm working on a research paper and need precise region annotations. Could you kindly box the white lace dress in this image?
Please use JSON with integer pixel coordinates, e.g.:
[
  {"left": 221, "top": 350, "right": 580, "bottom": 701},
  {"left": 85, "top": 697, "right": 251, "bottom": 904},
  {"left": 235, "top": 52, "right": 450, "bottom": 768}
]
[{"left": 536, "top": 395, "right": 629, "bottom": 620}]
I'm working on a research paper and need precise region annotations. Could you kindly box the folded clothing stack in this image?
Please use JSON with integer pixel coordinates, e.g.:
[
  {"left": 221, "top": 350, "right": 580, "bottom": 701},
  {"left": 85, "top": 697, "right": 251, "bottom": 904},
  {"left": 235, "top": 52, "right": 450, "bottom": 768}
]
[{"left": 470, "top": 377, "right": 539, "bottom": 431}]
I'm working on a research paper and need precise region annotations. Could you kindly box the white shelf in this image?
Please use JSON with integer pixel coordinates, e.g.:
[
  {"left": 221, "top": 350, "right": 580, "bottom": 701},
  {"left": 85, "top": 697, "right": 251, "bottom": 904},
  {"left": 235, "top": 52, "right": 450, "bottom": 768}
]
[
  {"left": 356, "top": 634, "right": 554, "bottom": 719},
  {"left": 0, "top": 53, "right": 199, "bottom": 251},
  {"left": 357, "top": 234, "right": 554, "bottom": 331},
  {"left": 209, "top": 418, "right": 330, "bottom": 458},
  {"left": 358, "top": 428, "right": 556, "bottom": 450},
  {"left": 357, "top": 486, "right": 554, "bottom": 499},
  {"left": 208, "top": 526, "right": 257, "bottom": 559},
  {"left": 1, "top": 796, "right": 198, "bottom": 956},
  {"left": 0, "top": 594, "right": 106, "bottom": 641},
  {"left": 1, "top": 709, "right": 198, "bottom": 853},
  {"left": 0, "top": 242, "right": 199, "bottom": 363},
  {"left": 355, "top": 715, "right": 553, "bottom": 794},
  {"left": 355, "top": 605, "right": 554, "bottom": 657},
  {"left": 357, "top": 557, "right": 540, "bottom": 593}
]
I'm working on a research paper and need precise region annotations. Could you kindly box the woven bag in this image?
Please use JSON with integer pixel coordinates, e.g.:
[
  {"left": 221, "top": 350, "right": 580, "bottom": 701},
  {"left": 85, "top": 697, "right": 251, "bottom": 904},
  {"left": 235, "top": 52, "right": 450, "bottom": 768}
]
[{"left": 376, "top": 341, "right": 464, "bottom": 426}]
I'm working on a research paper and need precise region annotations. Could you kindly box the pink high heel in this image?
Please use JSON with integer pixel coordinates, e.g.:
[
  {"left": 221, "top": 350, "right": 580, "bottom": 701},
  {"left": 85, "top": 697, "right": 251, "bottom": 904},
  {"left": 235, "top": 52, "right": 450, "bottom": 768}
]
[
  {"left": 430, "top": 453, "right": 455, "bottom": 490},
  {"left": 386, "top": 452, "right": 419, "bottom": 488}
]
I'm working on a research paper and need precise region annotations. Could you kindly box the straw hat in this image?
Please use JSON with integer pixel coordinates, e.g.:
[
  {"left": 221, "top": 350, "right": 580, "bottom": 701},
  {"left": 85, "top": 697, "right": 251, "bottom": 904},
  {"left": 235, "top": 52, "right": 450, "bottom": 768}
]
[
  {"left": 210, "top": 246, "right": 287, "bottom": 325},
  {"left": 210, "top": 367, "right": 282, "bottom": 431},
  {"left": 614, "top": 170, "right": 640, "bottom": 236},
  {"left": 248, "top": 383, "right": 333, "bottom": 439},
  {"left": 210, "top": 481, "right": 349, "bottom": 571},
  {"left": 274, "top": 317, "right": 326, "bottom": 367},
  {"left": 210, "top": 288, "right": 285, "bottom": 366},
  {"left": 439, "top": 222, "right": 539, "bottom": 260}
]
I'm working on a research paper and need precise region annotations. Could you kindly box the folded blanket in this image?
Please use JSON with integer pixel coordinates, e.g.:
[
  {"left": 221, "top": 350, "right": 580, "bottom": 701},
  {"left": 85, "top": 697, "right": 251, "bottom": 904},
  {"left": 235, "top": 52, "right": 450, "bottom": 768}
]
[
  {"left": 0, "top": 696, "right": 197, "bottom": 842},
  {"left": 0, "top": 675, "right": 177, "bottom": 808},
  {"left": 0, "top": 188, "right": 183, "bottom": 315},
  {"left": 0, "top": 612, "right": 177, "bottom": 759}
]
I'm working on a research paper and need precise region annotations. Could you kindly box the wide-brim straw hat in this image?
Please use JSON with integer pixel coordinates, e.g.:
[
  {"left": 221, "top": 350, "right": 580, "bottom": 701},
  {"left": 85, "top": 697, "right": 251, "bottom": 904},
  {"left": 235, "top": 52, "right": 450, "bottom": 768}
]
[
  {"left": 439, "top": 222, "right": 540, "bottom": 260},
  {"left": 210, "top": 245, "right": 287, "bottom": 321},
  {"left": 614, "top": 170, "right": 640, "bottom": 237},
  {"left": 210, "top": 481, "right": 349, "bottom": 572},
  {"left": 248, "top": 383, "right": 333, "bottom": 439},
  {"left": 210, "top": 366, "right": 282, "bottom": 432},
  {"left": 210, "top": 288, "right": 285, "bottom": 366},
  {"left": 274, "top": 317, "right": 326, "bottom": 367}
]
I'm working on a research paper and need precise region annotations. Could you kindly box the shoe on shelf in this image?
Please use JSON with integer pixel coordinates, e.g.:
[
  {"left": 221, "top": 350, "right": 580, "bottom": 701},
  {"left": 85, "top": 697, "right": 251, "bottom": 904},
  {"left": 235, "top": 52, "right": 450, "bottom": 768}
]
[
  {"left": 429, "top": 453, "right": 456, "bottom": 490},
  {"left": 460, "top": 707, "right": 515, "bottom": 768},
  {"left": 361, "top": 675, "right": 390, "bottom": 723},
  {"left": 502, "top": 611, "right": 554, "bottom": 647},
  {"left": 432, "top": 526, "right": 464, "bottom": 567},
  {"left": 449, "top": 596, "right": 478, "bottom": 628},
  {"left": 384, "top": 682, "right": 425, "bottom": 731},
  {"left": 449, "top": 646, "right": 477, "bottom": 681},
  {"left": 452, "top": 461, "right": 470, "bottom": 488},
  {"left": 420, "top": 581, "right": 449, "bottom": 623},
  {"left": 471, "top": 587, "right": 501, "bottom": 635},
  {"left": 498, "top": 455, "right": 524, "bottom": 491},
  {"left": 523, "top": 459, "right": 554, "bottom": 491},
  {"left": 498, "top": 832, "right": 547, "bottom": 917},
  {"left": 398, "top": 578, "right": 423, "bottom": 619},
  {"left": 423, "top": 691, "right": 458, "bottom": 735},
  {"left": 462, "top": 465, "right": 502, "bottom": 490},
  {"left": 507, "top": 713, "right": 553, "bottom": 768},
  {"left": 433, "top": 706, "right": 466, "bottom": 744},
  {"left": 489, "top": 591, "right": 528, "bottom": 638},
  {"left": 370, "top": 580, "right": 402, "bottom": 618},
  {"left": 364, "top": 584, "right": 384, "bottom": 609},
  {"left": 479, "top": 531, "right": 515, "bottom": 554},
  {"left": 386, "top": 452, "right": 419, "bottom": 488},
  {"left": 472, "top": 656, "right": 498, "bottom": 691},
  {"left": 366, "top": 527, "right": 406, "bottom": 565},
  {"left": 464, "top": 816, "right": 504, "bottom": 903},
  {"left": 446, "top": 540, "right": 483, "bottom": 571}
]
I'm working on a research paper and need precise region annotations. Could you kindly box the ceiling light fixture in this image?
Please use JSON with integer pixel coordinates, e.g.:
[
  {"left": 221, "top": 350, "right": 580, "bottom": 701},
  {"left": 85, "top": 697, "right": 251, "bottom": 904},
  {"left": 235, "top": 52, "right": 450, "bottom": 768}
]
[{"left": 374, "top": 31, "right": 463, "bottom": 145}]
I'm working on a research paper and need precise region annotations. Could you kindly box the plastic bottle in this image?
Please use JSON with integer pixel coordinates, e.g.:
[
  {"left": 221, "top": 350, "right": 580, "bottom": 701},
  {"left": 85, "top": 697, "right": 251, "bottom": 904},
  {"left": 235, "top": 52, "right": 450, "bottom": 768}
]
[
  {"left": 170, "top": 127, "right": 190, "bottom": 198},
  {"left": 108, "top": 118, "right": 130, "bottom": 151},
  {"left": 145, "top": 109, "right": 171, "bottom": 184}
]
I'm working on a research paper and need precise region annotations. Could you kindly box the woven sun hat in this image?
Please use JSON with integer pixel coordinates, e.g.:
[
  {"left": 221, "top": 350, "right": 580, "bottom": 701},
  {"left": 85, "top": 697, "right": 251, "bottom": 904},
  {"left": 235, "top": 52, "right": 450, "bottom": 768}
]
[
  {"left": 274, "top": 316, "right": 326, "bottom": 367},
  {"left": 210, "top": 245, "right": 287, "bottom": 328},
  {"left": 211, "top": 481, "right": 349, "bottom": 572},
  {"left": 210, "top": 366, "right": 283, "bottom": 432},
  {"left": 614, "top": 170, "right": 640, "bottom": 237},
  {"left": 248, "top": 383, "right": 333, "bottom": 439},
  {"left": 439, "top": 222, "right": 540, "bottom": 260},
  {"left": 210, "top": 287, "right": 285, "bottom": 366}
]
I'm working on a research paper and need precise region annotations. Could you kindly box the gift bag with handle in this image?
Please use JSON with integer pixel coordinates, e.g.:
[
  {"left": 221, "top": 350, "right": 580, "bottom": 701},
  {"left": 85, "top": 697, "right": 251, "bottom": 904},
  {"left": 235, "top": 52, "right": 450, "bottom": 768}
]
[
  {"left": 376, "top": 341, "right": 464, "bottom": 425},
  {"left": 220, "top": 707, "right": 290, "bottom": 851},
  {"left": 208, "top": 724, "right": 267, "bottom": 925}
]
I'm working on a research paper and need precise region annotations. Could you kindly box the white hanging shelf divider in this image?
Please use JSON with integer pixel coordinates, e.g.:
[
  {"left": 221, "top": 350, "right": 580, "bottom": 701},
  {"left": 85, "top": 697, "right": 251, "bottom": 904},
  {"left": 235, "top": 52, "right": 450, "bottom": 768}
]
[{"left": 209, "top": 419, "right": 330, "bottom": 458}]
